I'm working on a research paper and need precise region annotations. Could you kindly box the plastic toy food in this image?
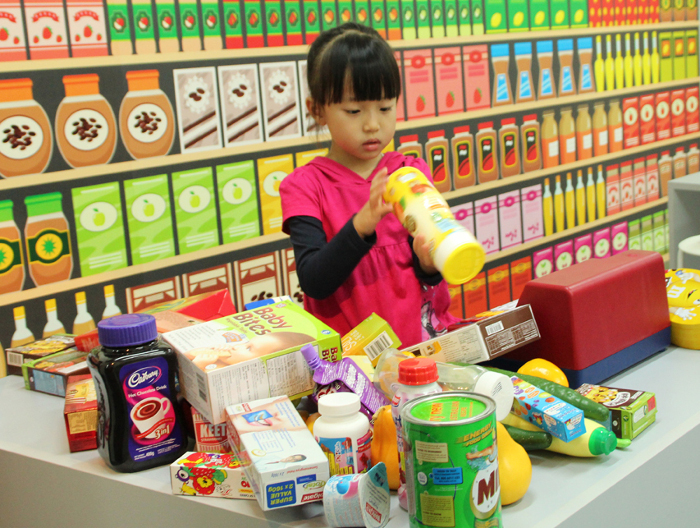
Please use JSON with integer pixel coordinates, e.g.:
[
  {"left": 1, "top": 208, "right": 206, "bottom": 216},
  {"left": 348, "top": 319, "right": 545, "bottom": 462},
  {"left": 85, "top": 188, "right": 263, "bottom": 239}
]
[
  {"left": 517, "top": 358, "right": 569, "bottom": 387},
  {"left": 370, "top": 406, "right": 400, "bottom": 490},
  {"left": 496, "top": 421, "right": 532, "bottom": 506}
]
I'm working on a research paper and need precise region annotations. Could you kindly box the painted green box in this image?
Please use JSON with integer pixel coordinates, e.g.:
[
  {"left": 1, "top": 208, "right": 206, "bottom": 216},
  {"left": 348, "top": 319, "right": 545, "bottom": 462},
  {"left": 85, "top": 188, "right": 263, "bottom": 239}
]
[
  {"left": 302, "top": 0, "right": 321, "bottom": 42},
  {"left": 569, "top": 0, "right": 589, "bottom": 26},
  {"left": 457, "top": 0, "right": 471, "bottom": 35},
  {"left": 641, "top": 214, "right": 653, "bottom": 251},
  {"left": 354, "top": 0, "right": 371, "bottom": 25},
  {"left": 653, "top": 210, "right": 665, "bottom": 253},
  {"left": 687, "top": 30, "right": 698, "bottom": 79},
  {"left": 628, "top": 219, "right": 641, "bottom": 250},
  {"left": 283, "top": 0, "right": 303, "bottom": 45},
  {"left": 320, "top": 0, "right": 338, "bottom": 30},
  {"left": 664, "top": 209, "right": 670, "bottom": 253},
  {"left": 659, "top": 31, "right": 673, "bottom": 82},
  {"left": 386, "top": 0, "right": 402, "bottom": 37},
  {"left": 550, "top": 0, "right": 569, "bottom": 28},
  {"left": 172, "top": 167, "right": 219, "bottom": 254},
  {"left": 429, "top": 0, "right": 446, "bottom": 37},
  {"left": 216, "top": 161, "right": 260, "bottom": 244},
  {"left": 369, "top": 0, "right": 388, "bottom": 35},
  {"left": 337, "top": 0, "right": 353, "bottom": 23},
  {"left": 416, "top": 0, "right": 431, "bottom": 36},
  {"left": 71, "top": 182, "right": 128, "bottom": 276},
  {"left": 444, "top": 0, "right": 458, "bottom": 35},
  {"left": 484, "top": 0, "right": 506, "bottom": 32},
  {"left": 471, "top": 0, "right": 484, "bottom": 34},
  {"left": 673, "top": 30, "right": 687, "bottom": 80},
  {"left": 529, "top": 0, "right": 550, "bottom": 29},
  {"left": 577, "top": 384, "right": 657, "bottom": 440},
  {"left": 400, "top": 0, "right": 418, "bottom": 38},
  {"left": 264, "top": 0, "right": 284, "bottom": 45},
  {"left": 506, "top": 0, "right": 529, "bottom": 31},
  {"left": 124, "top": 174, "right": 176, "bottom": 265}
]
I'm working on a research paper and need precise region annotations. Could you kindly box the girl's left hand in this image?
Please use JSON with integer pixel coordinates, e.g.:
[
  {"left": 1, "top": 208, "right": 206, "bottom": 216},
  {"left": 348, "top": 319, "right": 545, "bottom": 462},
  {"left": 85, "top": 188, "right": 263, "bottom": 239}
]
[{"left": 413, "top": 234, "right": 438, "bottom": 275}]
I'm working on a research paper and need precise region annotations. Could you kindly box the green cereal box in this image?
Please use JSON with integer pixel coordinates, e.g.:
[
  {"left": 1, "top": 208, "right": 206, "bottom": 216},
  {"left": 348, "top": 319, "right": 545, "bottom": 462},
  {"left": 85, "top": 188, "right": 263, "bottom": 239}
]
[
  {"left": 687, "top": 30, "right": 698, "bottom": 78},
  {"left": 340, "top": 313, "right": 402, "bottom": 366},
  {"left": 124, "top": 174, "right": 176, "bottom": 265},
  {"left": 223, "top": 0, "right": 244, "bottom": 48},
  {"left": 400, "top": 0, "right": 417, "bottom": 38},
  {"left": 164, "top": 300, "right": 342, "bottom": 424},
  {"left": 416, "top": 0, "right": 431, "bottom": 37},
  {"left": 244, "top": 0, "right": 264, "bottom": 47},
  {"left": 641, "top": 214, "right": 653, "bottom": 251},
  {"left": 71, "top": 182, "right": 128, "bottom": 277},
  {"left": 337, "top": 0, "right": 353, "bottom": 24},
  {"left": 550, "top": 0, "right": 570, "bottom": 27},
  {"left": 302, "top": 0, "right": 321, "bottom": 42},
  {"left": 283, "top": 0, "right": 303, "bottom": 45},
  {"left": 470, "top": 0, "right": 485, "bottom": 33},
  {"left": 369, "top": 0, "right": 388, "bottom": 36},
  {"left": 576, "top": 384, "right": 657, "bottom": 440},
  {"left": 429, "top": 0, "right": 446, "bottom": 37},
  {"left": 507, "top": 0, "right": 529, "bottom": 30},
  {"left": 216, "top": 161, "right": 260, "bottom": 244},
  {"left": 653, "top": 210, "right": 665, "bottom": 253},
  {"left": 529, "top": 0, "right": 550, "bottom": 29},
  {"left": 673, "top": 30, "right": 687, "bottom": 80},
  {"left": 457, "top": 0, "right": 471, "bottom": 35},
  {"left": 569, "top": 0, "right": 589, "bottom": 26},
  {"left": 264, "top": 0, "right": 284, "bottom": 45},
  {"left": 484, "top": 0, "right": 506, "bottom": 32},
  {"left": 628, "top": 219, "right": 641, "bottom": 250},
  {"left": 386, "top": 0, "right": 402, "bottom": 38},
  {"left": 444, "top": 0, "right": 458, "bottom": 34},
  {"left": 320, "top": 0, "right": 338, "bottom": 30},
  {"left": 172, "top": 167, "right": 219, "bottom": 254}
]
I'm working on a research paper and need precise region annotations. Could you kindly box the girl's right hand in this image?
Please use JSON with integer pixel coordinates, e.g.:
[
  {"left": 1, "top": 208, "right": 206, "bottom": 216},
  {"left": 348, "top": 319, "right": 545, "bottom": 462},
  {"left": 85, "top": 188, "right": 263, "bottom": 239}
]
[{"left": 353, "top": 168, "right": 394, "bottom": 238}]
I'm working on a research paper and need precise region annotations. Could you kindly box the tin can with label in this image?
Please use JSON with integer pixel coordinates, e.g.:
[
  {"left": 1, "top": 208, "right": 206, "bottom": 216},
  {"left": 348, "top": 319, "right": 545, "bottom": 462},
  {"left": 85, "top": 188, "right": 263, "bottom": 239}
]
[{"left": 401, "top": 391, "right": 501, "bottom": 528}]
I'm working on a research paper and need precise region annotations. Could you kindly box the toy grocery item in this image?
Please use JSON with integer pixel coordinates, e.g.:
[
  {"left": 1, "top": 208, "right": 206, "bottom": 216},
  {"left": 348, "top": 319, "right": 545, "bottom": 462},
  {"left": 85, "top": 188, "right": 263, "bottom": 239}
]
[
  {"left": 323, "top": 462, "right": 391, "bottom": 528},
  {"left": 517, "top": 358, "right": 568, "bottom": 386},
  {"left": 436, "top": 362, "right": 513, "bottom": 420},
  {"left": 170, "top": 452, "right": 253, "bottom": 499},
  {"left": 24, "top": 347, "right": 89, "bottom": 395},
  {"left": 63, "top": 374, "right": 98, "bottom": 452},
  {"left": 391, "top": 357, "right": 442, "bottom": 509},
  {"left": 384, "top": 167, "right": 485, "bottom": 285},
  {"left": 87, "top": 313, "right": 189, "bottom": 472},
  {"left": 0, "top": 78, "right": 53, "bottom": 178},
  {"left": 665, "top": 268, "right": 700, "bottom": 349},
  {"left": 496, "top": 421, "right": 531, "bottom": 506},
  {"left": 191, "top": 406, "right": 230, "bottom": 453},
  {"left": 314, "top": 392, "right": 373, "bottom": 476},
  {"left": 341, "top": 313, "right": 401, "bottom": 366},
  {"left": 370, "top": 406, "right": 400, "bottom": 490},
  {"left": 402, "top": 392, "right": 501, "bottom": 528}
]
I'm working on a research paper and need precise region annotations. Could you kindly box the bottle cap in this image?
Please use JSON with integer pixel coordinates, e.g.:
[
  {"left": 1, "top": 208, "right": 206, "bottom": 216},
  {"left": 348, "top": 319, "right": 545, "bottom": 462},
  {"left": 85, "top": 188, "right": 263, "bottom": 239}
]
[
  {"left": 427, "top": 130, "right": 446, "bottom": 139},
  {"left": 318, "top": 392, "right": 361, "bottom": 417},
  {"left": 662, "top": 150, "right": 670, "bottom": 156},
  {"left": 473, "top": 371, "right": 515, "bottom": 421},
  {"left": 522, "top": 114, "right": 537, "bottom": 122},
  {"left": 301, "top": 343, "right": 322, "bottom": 370},
  {"left": 478, "top": 121, "right": 494, "bottom": 130},
  {"left": 400, "top": 134, "right": 419, "bottom": 144},
  {"left": 501, "top": 117, "right": 516, "bottom": 126},
  {"left": 398, "top": 357, "right": 439, "bottom": 385},
  {"left": 588, "top": 427, "right": 618, "bottom": 455},
  {"left": 676, "top": 146, "right": 685, "bottom": 153},
  {"left": 97, "top": 313, "right": 158, "bottom": 348},
  {"left": 433, "top": 228, "right": 486, "bottom": 285},
  {"left": 454, "top": 125, "right": 470, "bottom": 134}
]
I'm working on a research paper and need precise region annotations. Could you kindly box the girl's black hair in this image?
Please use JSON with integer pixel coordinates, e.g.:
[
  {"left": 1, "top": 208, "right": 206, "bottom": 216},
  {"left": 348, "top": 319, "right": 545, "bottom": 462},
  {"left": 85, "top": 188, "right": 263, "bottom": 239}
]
[{"left": 307, "top": 22, "right": 401, "bottom": 111}]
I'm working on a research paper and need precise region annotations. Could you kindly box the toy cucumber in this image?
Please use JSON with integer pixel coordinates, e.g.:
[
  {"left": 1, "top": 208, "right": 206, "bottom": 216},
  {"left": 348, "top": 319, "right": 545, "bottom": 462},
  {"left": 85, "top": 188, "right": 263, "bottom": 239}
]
[
  {"left": 487, "top": 366, "right": 610, "bottom": 423},
  {"left": 502, "top": 424, "right": 553, "bottom": 451}
]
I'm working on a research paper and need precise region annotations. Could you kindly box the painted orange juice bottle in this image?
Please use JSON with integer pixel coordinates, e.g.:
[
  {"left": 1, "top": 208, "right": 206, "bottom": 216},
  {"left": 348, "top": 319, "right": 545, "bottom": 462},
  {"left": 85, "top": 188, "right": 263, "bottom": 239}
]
[{"left": 384, "top": 167, "right": 485, "bottom": 285}]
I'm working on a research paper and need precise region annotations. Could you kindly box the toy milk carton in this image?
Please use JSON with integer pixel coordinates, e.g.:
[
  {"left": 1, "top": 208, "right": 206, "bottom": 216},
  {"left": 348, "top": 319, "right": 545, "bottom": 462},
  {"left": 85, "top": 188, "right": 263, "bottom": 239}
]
[
  {"left": 341, "top": 313, "right": 402, "bottom": 366},
  {"left": 577, "top": 384, "right": 657, "bottom": 440},
  {"left": 164, "top": 300, "right": 341, "bottom": 424},
  {"left": 170, "top": 451, "right": 254, "bottom": 499},
  {"left": 511, "top": 375, "right": 585, "bottom": 442},
  {"left": 225, "top": 396, "right": 329, "bottom": 510}
]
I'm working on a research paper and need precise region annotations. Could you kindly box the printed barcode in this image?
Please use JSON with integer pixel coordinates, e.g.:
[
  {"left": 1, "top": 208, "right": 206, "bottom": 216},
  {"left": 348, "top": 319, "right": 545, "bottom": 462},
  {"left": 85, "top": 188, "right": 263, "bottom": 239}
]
[
  {"left": 197, "top": 372, "right": 208, "bottom": 402},
  {"left": 7, "top": 352, "right": 23, "bottom": 367},
  {"left": 485, "top": 321, "right": 504, "bottom": 336},
  {"left": 364, "top": 332, "right": 394, "bottom": 361}
]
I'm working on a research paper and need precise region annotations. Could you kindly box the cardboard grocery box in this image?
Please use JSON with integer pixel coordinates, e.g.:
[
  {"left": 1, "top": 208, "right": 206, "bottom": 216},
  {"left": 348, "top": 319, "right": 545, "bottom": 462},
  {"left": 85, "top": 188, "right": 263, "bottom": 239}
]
[
  {"left": 24, "top": 348, "right": 89, "bottom": 396},
  {"left": 170, "top": 451, "right": 254, "bottom": 499},
  {"left": 192, "top": 407, "right": 231, "bottom": 453},
  {"left": 406, "top": 304, "right": 540, "bottom": 364},
  {"left": 341, "top": 313, "right": 402, "bottom": 365},
  {"left": 576, "top": 383, "right": 657, "bottom": 440},
  {"left": 164, "top": 300, "right": 341, "bottom": 424},
  {"left": 5, "top": 334, "right": 75, "bottom": 376},
  {"left": 63, "top": 374, "right": 98, "bottom": 453},
  {"left": 225, "top": 396, "right": 329, "bottom": 510}
]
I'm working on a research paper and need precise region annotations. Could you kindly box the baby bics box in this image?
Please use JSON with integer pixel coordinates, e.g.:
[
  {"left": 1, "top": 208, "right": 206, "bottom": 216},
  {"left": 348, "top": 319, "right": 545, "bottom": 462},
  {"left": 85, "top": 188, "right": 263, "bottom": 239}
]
[
  {"left": 511, "top": 375, "right": 585, "bottom": 441},
  {"left": 164, "top": 300, "right": 341, "bottom": 424},
  {"left": 225, "top": 396, "right": 329, "bottom": 510}
]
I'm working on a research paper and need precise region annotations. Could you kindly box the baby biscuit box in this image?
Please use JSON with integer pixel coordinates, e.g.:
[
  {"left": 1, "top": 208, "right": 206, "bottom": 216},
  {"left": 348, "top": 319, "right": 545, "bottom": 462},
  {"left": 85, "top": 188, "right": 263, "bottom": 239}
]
[
  {"left": 511, "top": 375, "right": 585, "bottom": 442},
  {"left": 225, "top": 396, "right": 329, "bottom": 510},
  {"left": 170, "top": 451, "right": 254, "bottom": 499},
  {"left": 163, "top": 300, "right": 341, "bottom": 424}
]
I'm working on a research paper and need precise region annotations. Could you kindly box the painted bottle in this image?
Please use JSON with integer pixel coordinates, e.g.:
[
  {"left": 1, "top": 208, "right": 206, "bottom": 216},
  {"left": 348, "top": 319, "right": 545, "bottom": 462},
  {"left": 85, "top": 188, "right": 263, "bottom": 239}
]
[
  {"left": 451, "top": 125, "right": 476, "bottom": 188},
  {"left": 543, "top": 177, "right": 554, "bottom": 236},
  {"left": 43, "top": 298, "right": 66, "bottom": 338},
  {"left": 426, "top": 130, "right": 452, "bottom": 192}
]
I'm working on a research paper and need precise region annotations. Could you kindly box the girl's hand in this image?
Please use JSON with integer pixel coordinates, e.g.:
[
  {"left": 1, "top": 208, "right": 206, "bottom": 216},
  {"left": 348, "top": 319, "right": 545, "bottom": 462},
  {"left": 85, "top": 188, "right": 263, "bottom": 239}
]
[
  {"left": 413, "top": 233, "right": 439, "bottom": 275},
  {"left": 354, "top": 168, "right": 393, "bottom": 238}
]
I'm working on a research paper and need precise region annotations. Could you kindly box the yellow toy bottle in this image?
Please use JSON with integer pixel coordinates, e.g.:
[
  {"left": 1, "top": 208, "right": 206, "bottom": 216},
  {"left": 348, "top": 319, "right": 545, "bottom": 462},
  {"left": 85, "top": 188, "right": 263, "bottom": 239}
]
[
  {"left": 596, "top": 164, "right": 606, "bottom": 219},
  {"left": 565, "top": 172, "right": 576, "bottom": 229},
  {"left": 615, "top": 34, "right": 625, "bottom": 90},
  {"left": 642, "top": 31, "right": 651, "bottom": 85},
  {"left": 575, "top": 170, "right": 586, "bottom": 225},
  {"left": 554, "top": 175, "right": 565, "bottom": 233},
  {"left": 586, "top": 167, "right": 596, "bottom": 222},
  {"left": 595, "top": 36, "right": 605, "bottom": 93},
  {"left": 605, "top": 35, "right": 615, "bottom": 91},
  {"left": 651, "top": 31, "right": 660, "bottom": 84},
  {"left": 633, "top": 32, "right": 643, "bottom": 86},
  {"left": 543, "top": 177, "right": 554, "bottom": 236},
  {"left": 624, "top": 33, "right": 634, "bottom": 88}
]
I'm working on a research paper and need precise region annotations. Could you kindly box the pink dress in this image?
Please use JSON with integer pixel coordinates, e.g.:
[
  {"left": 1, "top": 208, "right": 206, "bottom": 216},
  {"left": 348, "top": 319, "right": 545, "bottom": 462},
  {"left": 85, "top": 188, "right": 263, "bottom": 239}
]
[{"left": 280, "top": 151, "right": 458, "bottom": 348}]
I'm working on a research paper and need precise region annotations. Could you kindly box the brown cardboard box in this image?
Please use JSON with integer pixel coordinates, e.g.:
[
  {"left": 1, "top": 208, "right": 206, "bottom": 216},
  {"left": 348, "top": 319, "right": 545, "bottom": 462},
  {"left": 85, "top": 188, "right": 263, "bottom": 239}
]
[
  {"left": 5, "top": 334, "right": 75, "bottom": 376},
  {"left": 64, "top": 374, "right": 98, "bottom": 452}
]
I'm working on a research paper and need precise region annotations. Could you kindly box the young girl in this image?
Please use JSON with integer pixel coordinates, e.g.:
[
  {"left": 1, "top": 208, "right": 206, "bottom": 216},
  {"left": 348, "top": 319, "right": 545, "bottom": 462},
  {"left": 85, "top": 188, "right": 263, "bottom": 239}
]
[{"left": 280, "top": 22, "right": 458, "bottom": 348}]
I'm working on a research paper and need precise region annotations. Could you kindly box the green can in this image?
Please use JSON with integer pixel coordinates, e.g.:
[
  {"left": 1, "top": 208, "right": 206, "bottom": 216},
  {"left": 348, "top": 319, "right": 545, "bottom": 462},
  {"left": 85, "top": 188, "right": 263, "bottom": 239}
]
[{"left": 402, "top": 392, "right": 501, "bottom": 528}]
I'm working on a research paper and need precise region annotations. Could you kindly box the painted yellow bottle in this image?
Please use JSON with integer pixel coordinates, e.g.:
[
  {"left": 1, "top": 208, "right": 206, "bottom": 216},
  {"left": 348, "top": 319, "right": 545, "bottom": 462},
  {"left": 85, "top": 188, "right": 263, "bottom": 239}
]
[
  {"left": 503, "top": 413, "right": 618, "bottom": 457},
  {"left": 554, "top": 175, "right": 565, "bottom": 233},
  {"left": 595, "top": 36, "right": 605, "bottom": 93},
  {"left": 575, "top": 170, "right": 586, "bottom": 226},
  {"left": 565, "top": 172, "right": 576, "bottom": 230},
  {"left": 651, "top": 31, "right": 660, "bottom": 84},
  {"left": 43, "top": 298, "right": 66, "bottom": 338},
  {"left": 624, "top": 33, "right": 634, "bottom": 88},
  {"left": 633, "top": 32, "right": 643, "bottom": 86},
  {"left": 384, "top": 167, "right": 485, "bottom": 284},
  {"left": 543, "top": 177, "right": 554, "bottom": 236},
  {"left": 0, "top": 344, "right": 5, "bottom": 379},
  {"left": 586, "top": 167, "right": 596, "bottom": 222},
  {"left": 605, "top": 35, "right": 615, "bottom": 91},
  {"left": 11, "top": 306, "right": 35, "bottom": 347},
  {"left": 642, "top": 31, "right": 652, "bottom": 85},
  {"left": 596, "top": 164, "right": 606, "bottom": 219},
  {"left": 73, "top": 291, "right": 96, "bottom": 335},
  {"left": 615, "top": 34, "right": 625, "bottom": 90}
]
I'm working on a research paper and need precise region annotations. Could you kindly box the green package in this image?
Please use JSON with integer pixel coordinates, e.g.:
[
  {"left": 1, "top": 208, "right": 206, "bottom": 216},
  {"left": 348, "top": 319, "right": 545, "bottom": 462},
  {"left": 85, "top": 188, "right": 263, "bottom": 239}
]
[
  {"left": 470, "top": 0, "right": 484, "bottom": 34},
  {"left": 444, "top": 0, "right": 458, "bottom": 34},
  {"left": 283, "top": 0, "right": 303, "bottom": 43},
  {"left": 106, "top": 2, "right": 133, "bottom": 52},
  {"left": 429, "top": 0, "right": 446, "bottom": 37},
  {"left": 302, "top": 0, "right": 321, "bottom": 41},
  {"left": 550, "top": 0, "right": 569, "bottom": 28},
  {"left": 155, "top": 0, "right": 179, "bottom": 50},
  {"left": 354, "top": 0, "right": 371, "bottom": 25},
  {"left": 484, "top": 0, "right": 506, "bottom": 32},
  {"left": 386, "top": 0, "right": 402, "bottom": 37},
  {"left": 216, "top": 161, "right": 261, "bottom": 244},
  {"left": 664, "top": 209, "right": 670, "bottom": 253},
  {"left": 179, "top": 1, "right": 201, "bottom": 41},
  {"left": 400, "top": 0, "right": 417, "bottom": 38},
  {"left": 202, "top": 1, "right": 223, "bottom": 41},
  {"left": 659, "top": 31, "right": 673, "bottom": 82},
  {"left": 506, "top": 0, "right": 528, "bottom": 31},
  {"left": 673, "top": 31, "right": 687, "bottom": 80},
  {"left": 338, "top": 0, "right": 353, "bottom": 24},
  {"left": 132, "top": 0, "right": 156, "bottom": 46},
  {"left": 223, "top": 0, "right": 243, "bottom": 48},
  {"left": 321, "top": 0, "right": 338, "bottom": 30},
  {"left": 244, "top": 0, "right": 264, "bottom": 45},
  {"left": 124, "top": 174, "right": 176, "bottom": 265},
  {"left": 457, "top": 0, "right": 471, "bottom": 35},
  {"left": 628, "top": 219, "right": 641, "bottom": 250},
  {"left": 641, "top": 215, "right": 653, "bottom": 251},
  {"left": 569, "top": 0, "right": 588, "bottom": 27},
  {"left": 687, "top": 30, "right": 698, "bottom": 78},
  {"left": 264, "top": 0, "right": 284, "bottom": 44},
  {"left": 416, "top": 0, "right": 432, "bottom": 36},
  {"left": 369, "top": 0, "right": 387, "bottom": 34},
  {"left": 172, "top": 167, "right": 219, "bottom": 254},
  {"left": 529, "top": 0, "right": 549, "bottom": 29},
  {"left": 71, "top": 182, "right": 127, "bottom": 277},
  {"left": 653, "top": 211, "right": 665, "bottom": 253}
]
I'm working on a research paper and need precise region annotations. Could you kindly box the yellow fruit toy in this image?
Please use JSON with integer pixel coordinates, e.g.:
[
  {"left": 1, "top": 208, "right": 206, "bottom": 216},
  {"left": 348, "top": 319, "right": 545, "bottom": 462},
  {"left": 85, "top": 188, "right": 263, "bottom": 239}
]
[
  {"left": 306, "top": 412, "right": 320, "bottom": 434},
  {"left": 370, "top": 406, "right": 401, "bottom": 490},
  {"left": 496, "top": 421, "right": 532, "bottom": 506},
  {"left": 517, "top": 358, "right": 569, "bottom": 387}
]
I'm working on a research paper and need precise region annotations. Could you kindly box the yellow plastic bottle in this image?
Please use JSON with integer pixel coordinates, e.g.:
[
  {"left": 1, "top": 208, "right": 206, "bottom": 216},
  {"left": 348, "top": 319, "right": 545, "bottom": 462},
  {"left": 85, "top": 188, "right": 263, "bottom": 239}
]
[
  {"left": 596, "top": 164, "right": 606, "bottom": 219},
  {"left": 633, "top": 32, "right": 643, "bottom": 86},
  {"left": 595, "top": 36, "right": 605, "bottom": 93},
  {"left": 605, "top": 35, "right": 615, "bottom": 91},
  {"left": 554, "top": 175, "right": 565, "bottom": 233},
  {"left": 586, "top": 167, "right": 596, "bottom": 222},
  {"left": 565, "top": 172, "right": 576, "bottom": 229},
  {"left": 624, "top": 33, "right": 634, "bottom": 88},
  {"left": 543, "top": 177, "right": 554, "bottom": 236},
  {"left": 575, "top": 170, "right": 586, "bottom": 226},
  {"left": 642, "top": 31, "right": 651, "bottom": 85},
  {"left": 651, "top": 31, "right": 660, "bottom": 84},
  {"left": 503, "top": 413, "right": 618, "bottom": 457},
  {"left": 384, "top": 167, "right": 486, "bottom": 284},
  {"left": 615, "top": 34, "right": 625, "bottom": 90}
]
